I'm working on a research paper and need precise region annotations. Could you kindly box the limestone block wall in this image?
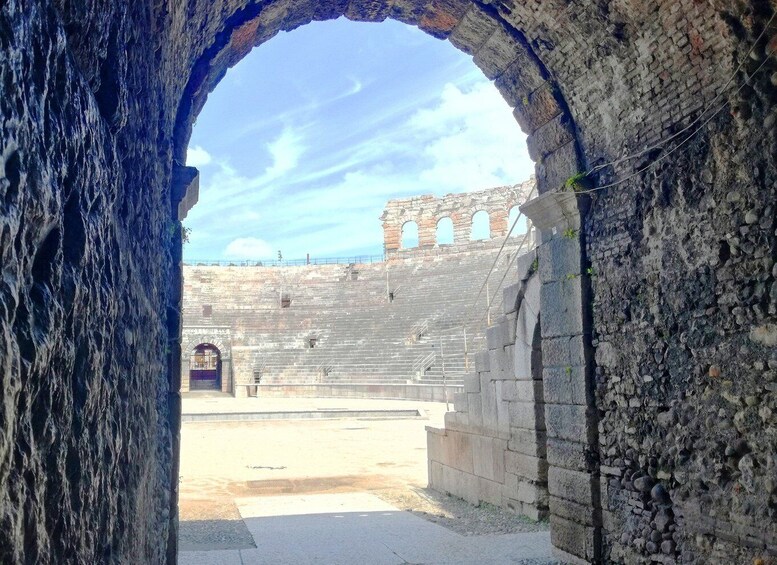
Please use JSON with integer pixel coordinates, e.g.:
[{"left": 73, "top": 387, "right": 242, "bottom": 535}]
[
  {"left": 381, "top": 179, "right": 535, "bottom": 252},
  {"left": 428, "top": 253, "right": 549, "bottom": 520}
]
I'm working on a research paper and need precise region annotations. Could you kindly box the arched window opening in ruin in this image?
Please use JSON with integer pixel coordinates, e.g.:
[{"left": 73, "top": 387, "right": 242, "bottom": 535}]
[
  {"left": 401, "top": 221, "right": 419, "bottom": 249},
  {"left": 436, "top": 217, "right": 454, "bottom": 245},
  {"left": 508, "top": 206, "right": 527, "bottom": 237},
  {"left": 470, "top": 210, "right": 490, "bottom": 240},
  {"left": 189, "top": 344, "right": 222, "bottom": 391}
]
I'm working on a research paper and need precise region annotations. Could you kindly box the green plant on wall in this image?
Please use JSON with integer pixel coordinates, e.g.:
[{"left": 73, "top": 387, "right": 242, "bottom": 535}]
[
  {"left": 563, "top": 228, "right": 577, "bottom": 239},
  {"left": 564, "top": 171, "right": 592, "bottom": 192}
]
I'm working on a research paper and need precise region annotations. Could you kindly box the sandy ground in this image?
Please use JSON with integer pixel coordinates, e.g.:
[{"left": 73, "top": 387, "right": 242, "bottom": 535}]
[{"left": 178, "top": 400, "right": 549, "bottom": 551}]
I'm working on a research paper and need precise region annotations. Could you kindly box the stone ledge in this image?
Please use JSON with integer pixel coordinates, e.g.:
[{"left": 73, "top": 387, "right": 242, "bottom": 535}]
[{"left": 520, "top": 190, "right": 581, "bottom": 232}]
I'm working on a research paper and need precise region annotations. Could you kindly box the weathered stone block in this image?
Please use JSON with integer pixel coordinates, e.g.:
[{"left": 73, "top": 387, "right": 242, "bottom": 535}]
[
  {"left": 546, "top": 438, "right": 590, "bottom": 472},
  {"left": 427, "top": 427, "right": 446, "bottom": 463},
  {"left": 550, "top": 515, "right": 598, "bottom": 562},
  {"left": 473, "top": 25, "right": 522, "bottom": 80},
  {"left": 540, "top": 278, "right": 585, "bottom": 339},
  {"left": 514, "top": 340, "right": 533, "bottom": 380},
  {"left": 501, "top": 380, "right": 518, "bottom": 401},
  {"left": 538, "top": 234, "right": 583, "bottom": 284},
  {"left": 440, "top": 465, "right": 479, "bottom": 505},
  {"left": 514, "top": 380, "right": 544, "bottom": 403},
  {"left": 506, "top": 500, "right": 548, "bottom": 521},
  {"left": 443, "top": 429, "right": 474, "bottom": 474},
  {"left": 453, "top": 392, "right": 468, "bottom": 412},
  {"left": 509, "top": 400, "right": 545, "bottom": 430},
  {"left": 475, "top": 350, "right": 490, "bottom": 372},
  {"left": 494, "top": 50, "right": 546, "bottom": 109},
  {"left": 447, "top": 3, "right": 497, "bottom": 55},
  {"left": 542, "top": 335, "right": 587, "bottom": 369},
  {"left": 496, "top": 393, "right": 511, "bottom": 437},
  {"left": 444, "top": 410, "right": 470, "bottom": 433},
  {"left": 472, "top": 435, "right": 505, "bottom": 483},
  {"left": 508, "top": 428, "right": 547, "bottom": 458},
  {"left": 505, "top": 473, "right": 549, "bottom": 505},
  {"left": 488, "top": 348, "right": 505, "bottom": 380},
  {"left": 502, "top": 283, "right": 521, "bottom": 315},
  {"left": 486, "top": 318, "right": 509, "bottom": 350},
  {"left": 544, "top": 404, "right": 595, "bottom": 444},
  {"left": 417, "top": 0, "right": 469, "bottom": 38},
  {"left": 548, "top": 466, "right": 597, "bottom": 508},
  {"left": 536, "top": 141, "right": 581, "bottom": 195},
  {"left": 527, "top": 113, "right": 576, "bottom": 162},
  {"left": 505, "top": 451, "right": 548, "bottom": 482},
  {"left": 478, "top": 476, "right": 504, "bottom": 506},
  {"left": 467, "top": 392, "right": 483, "bottom": 429},
  {"left": 505, "top": 311, "right": 517, "bottom": 344},
  {"left": 463, "top": 372, "right": 480, "bottom": 393},
  {"left": 543, "top": 366, "right": 588, "bottom": 405},
  {"left": 429, "top": 460, "right": 445, "bottom": 489},
  {"left": 480, "top": 374, "right": 499, "bottom": 432},
  {"left": 344, "top": 0, "right": 391, "bottom": 22},
  {"left": 513, "top": 82, "right": 562, "bottom": 132}
]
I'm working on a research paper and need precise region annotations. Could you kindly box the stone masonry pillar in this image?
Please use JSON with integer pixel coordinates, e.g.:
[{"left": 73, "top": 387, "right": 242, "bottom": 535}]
[
  {"left": 521, "top": 191, "right": 601, "bottom": 564},
  {"left": 418, "top": 212, "right": 437, "bottom": 248},
  {"left": 490, "top": 209, "right": 508, "bottom": 239},
  {"left": 383, "top": 223, "right": 400, "bottom": 254}
]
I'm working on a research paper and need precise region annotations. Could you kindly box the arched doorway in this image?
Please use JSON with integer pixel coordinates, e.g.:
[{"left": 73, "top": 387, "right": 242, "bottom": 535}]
[{"left": 189, "top": 343, "right": 222, "bottom": 391}]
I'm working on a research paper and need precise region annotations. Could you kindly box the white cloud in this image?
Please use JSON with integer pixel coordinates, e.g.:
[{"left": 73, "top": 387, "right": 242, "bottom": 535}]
[
  {"left": 186, "top": 145, "right": 212, "bottom": 167},
  {"left": 185, "top": 76, "right": 535, "bottom": 261},
  {"left": 265, "top": 127, "right": 305, "bottom": 179},
  {"left": 223, "top": 237, "right": 274, "bottom": 259},
  {"left": 408, "top": 82, "right": 534, "bottom": 192}
]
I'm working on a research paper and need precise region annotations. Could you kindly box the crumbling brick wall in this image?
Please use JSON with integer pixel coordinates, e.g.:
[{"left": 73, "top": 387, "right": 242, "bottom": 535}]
[{"left": 380, "top": 179, "right": 535, "bottom": 252}]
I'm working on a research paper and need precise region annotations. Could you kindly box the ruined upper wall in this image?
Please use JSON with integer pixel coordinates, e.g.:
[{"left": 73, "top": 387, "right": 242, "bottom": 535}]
[{"left": 381, "top": 179, "right": 535, "bottom": 252}]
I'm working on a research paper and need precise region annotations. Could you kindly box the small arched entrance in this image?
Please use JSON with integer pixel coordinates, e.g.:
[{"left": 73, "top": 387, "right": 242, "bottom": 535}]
[{"left": 189, "top": 343, "right": 222, "bottom": 391}]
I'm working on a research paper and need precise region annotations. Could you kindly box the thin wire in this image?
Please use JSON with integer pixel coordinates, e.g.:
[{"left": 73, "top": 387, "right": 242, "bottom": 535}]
[
  {"left": 578, "top": 45, "right": 776, "bottom": 195},
  {"left": 586, "top": 10, "right": 777, "bottom": 177},
  {"left": 467, "top": 184, "right": 537, "bottom": 317},
  {"left": 477, "top": 229, "right": 534, "bottom": 327}
]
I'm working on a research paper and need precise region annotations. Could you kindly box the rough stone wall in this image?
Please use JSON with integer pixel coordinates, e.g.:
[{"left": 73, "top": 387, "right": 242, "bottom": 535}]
[
  {"left": 0, "top": 1, "right": 177, "bottom": 563},
  {"left": 381, "top": 180, "right": 535, "bottom": 252},
  {"left": 428, "top": 253, "right": 550, "bottom": 520},
  {"left": 586, "top": 114, "right": 777, "bottom": 562}
]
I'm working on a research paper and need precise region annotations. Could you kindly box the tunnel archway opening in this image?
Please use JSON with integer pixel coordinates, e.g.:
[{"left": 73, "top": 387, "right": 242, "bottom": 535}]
[
  {"left": 188, "top": 343, "right": 222, "bottom": 391},
  {"left": 169, "top": 5, "right": 591, "bottom": 564}
]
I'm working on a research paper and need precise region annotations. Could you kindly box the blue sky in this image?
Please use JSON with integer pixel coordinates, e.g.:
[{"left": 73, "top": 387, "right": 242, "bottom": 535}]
[{"left": 184, "top": 17, "right": 533, "bottom": 261}]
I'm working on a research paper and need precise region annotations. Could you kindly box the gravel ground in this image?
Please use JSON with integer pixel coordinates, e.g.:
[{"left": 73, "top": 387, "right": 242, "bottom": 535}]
[{"left": 373, "top": 486, "right": 550, "bottom": 536}]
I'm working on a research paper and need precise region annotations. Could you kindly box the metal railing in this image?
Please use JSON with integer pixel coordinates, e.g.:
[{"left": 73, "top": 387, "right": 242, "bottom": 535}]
[{"left": 183, "top": 255, "right": 386, "bottom": 267}]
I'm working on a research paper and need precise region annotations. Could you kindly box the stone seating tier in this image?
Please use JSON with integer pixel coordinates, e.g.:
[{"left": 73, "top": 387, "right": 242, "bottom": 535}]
[{"left": 182, "top": 240, "right": 529, "bottom": 389}]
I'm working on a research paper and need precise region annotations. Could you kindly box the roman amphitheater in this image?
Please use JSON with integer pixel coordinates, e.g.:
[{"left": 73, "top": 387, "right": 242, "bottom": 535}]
[
  {"left": 180, "top": 182, "right": 534, "bottom": 400},
  {"left": 2, "top": 1, "right": 777, "bottom": 564}
]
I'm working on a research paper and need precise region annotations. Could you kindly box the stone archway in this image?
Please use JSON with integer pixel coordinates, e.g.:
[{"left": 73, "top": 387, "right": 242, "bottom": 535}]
[
  {"left": 187, "top": 343, "right": 222, "bottom": 391},
  {"left": 168, "top": 4, "right": 595, "bottom": 562},
  {"left": 160, "top": 3, "right": 777, "bottom": 563}
]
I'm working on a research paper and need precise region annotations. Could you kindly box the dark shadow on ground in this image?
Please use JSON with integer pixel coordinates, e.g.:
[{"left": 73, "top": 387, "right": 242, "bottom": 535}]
[{"left": 178, "top": 519, "right": 257, "bottom": 551}]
